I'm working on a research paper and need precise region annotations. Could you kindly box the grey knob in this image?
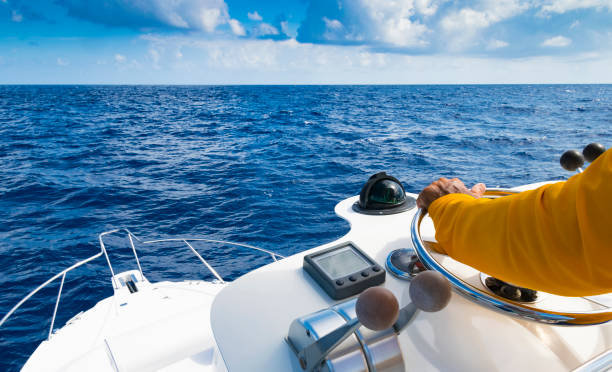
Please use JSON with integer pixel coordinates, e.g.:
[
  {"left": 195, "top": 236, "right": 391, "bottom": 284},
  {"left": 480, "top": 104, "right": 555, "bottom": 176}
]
[
  {"left": 409, "top": 271, "right": 452, "bottom": 312},
  {"left": 355, "top": 287, "right": 399, "bottom": 331}
]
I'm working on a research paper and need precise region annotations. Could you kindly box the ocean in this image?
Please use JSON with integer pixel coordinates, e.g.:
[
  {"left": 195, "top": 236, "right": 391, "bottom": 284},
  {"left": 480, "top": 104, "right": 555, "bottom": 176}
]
[{"left": 0, "top": 85, "right": 610, "bottom": 370}]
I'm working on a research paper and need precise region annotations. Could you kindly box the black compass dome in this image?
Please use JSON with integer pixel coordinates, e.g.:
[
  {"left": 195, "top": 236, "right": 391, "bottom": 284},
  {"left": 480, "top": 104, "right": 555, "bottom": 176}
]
[{"left": 353, "top": 172, "right": 416, "bottom": 215}]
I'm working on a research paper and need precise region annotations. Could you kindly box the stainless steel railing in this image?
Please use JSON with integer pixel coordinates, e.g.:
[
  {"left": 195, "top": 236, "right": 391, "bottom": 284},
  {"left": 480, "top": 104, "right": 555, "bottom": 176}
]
[
  {"left": 0, "top": 228, "right": 284, "bottom": 340},
  {"left": 0, "top": 249, "right": 103, "bottom": 340}
]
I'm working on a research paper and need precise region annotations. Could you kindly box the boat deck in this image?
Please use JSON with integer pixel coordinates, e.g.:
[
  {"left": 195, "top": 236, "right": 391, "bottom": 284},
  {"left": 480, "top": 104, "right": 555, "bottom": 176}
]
[{"left": 23, "top": 279, "right": 225, "bottom": 372}]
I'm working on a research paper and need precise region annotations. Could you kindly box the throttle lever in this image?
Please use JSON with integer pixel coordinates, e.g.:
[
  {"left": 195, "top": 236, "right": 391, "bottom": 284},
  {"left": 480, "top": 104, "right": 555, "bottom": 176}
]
[
  {"left": 295, "top": 271, "right": 451, "bottom": 371},
  {"left": 393, "top": 270, "right": 452, "bottom": 333},
  {"left": 297, "top": 286, "right": 398, "bottom": 371}
]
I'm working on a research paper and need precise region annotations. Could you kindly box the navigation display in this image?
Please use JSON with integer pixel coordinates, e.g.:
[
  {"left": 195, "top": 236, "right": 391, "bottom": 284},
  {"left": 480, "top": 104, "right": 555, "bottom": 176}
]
[
  {"left": 313, "top": 246, "right": 371, "bottom": 280},
  {"left": 303, "top": 242, "right": 386, "bottom": 300}
]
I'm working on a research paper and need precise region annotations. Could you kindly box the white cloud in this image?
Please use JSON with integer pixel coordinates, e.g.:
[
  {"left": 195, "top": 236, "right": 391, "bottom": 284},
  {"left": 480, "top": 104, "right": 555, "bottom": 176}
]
[
  {"left": 487, "top": 39, "right": 509, "bottom": 49},
  {"left": 440, "top": 0, "right": 529, "bottom": 50},
  {"left": 280, "top": 21, "right": 290, "bottom": 36},
  {"left": 541, "top": 35, "right": 572, "bottom": 47},
  {"left": 198, "top": 7, "right": 222, "bottom": 32},
  {"left": 114, "top": 54, "right": 126, "bottom": 63},
  {"left": 58, "top": 0, "right": 234, "bottom": 33},
  {"left": 299, "top": 1, "right": 431, "bottom": 47},
  {"left": 359, "top": 52, "right": 387, "bottom": 67},
  {"left": 149, "top": 49, "right": 161, "bottom": 69},
  {"left": 354, "top": 0, "right": 429, "bottom": 47},
  {"left": 229, "top": 19, "right": 246, "bottom": 36},
  {"left": 255, "top": 23, "right": 279, "bottom": 36},
  {"left": 204, "top": 39, "right": 279, "bottom": 68},
  {"left": 56, "top": 58, "right": 69, "bottom": 66},
  {"left": 441, "top": 8, "right": 491, "bottom": 31},
  {"left": 11, "top": 10, "right": 23, "bottom": 22},
  {"left": 539, "top": 0, "right": 612, "bottom": 14},
  {"left": 322, "top": 17, "right": 344, "bottom": 40},
  {"left": 441, "top": 0, "right": 529, "bottom": 31},
  {"left": 247, "top": 11, "right": 263, "bottom": 21},
  {"left": 323, "top": 17, "right": 343, "bottom": 30},
  {"left": 126, "top": 0, "right": 235, "bottom": 32},
  {"left": 323, "top": 17, "right": 343, "bottom": 31},
  {"left": 136, "top": 35, "right": 612, "bottom": 84},
  {"left": 415, "top": 0, "right": 445, "bottom": 16},
  {"left": 165, "top": 12, "right": 189, "bottom": 28},
  {"left": 149, "top": 0, "right": 232, "bottom": 32}
]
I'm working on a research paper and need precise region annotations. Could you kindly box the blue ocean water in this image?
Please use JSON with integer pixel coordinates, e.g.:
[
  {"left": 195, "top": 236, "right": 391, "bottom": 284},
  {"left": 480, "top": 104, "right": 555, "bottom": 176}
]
[{"left": 0, "top": 85, "right": 610, "bottom": 370}]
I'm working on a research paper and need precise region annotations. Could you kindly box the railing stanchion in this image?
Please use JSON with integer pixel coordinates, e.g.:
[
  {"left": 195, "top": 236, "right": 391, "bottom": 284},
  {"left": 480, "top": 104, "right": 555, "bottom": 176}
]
[
  {"left": 99, "top": 231, "right": 117, "bottom": 282},
  {"left": 183, "top": 240, "right": 225, "bottom": 283},
  {"left": 128, "top": 232, "right": 144, "bottom": 280},
  {"left": 48, "top": 272, "right": 66, "bottom": 340}
]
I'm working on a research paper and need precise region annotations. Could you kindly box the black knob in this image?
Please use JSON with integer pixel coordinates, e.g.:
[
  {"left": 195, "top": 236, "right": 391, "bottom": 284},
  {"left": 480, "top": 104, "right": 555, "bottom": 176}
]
[
  {"left": 583, "top": 143, "right": 606, "bottom": 163},
  {"left": 560, "top": 150, "right": 584, "bottom": 172},
  {"left": 500, "top": 285, "right": 522, "bottom": 301},
  {"left": 520, "top": 288, "right": 538, "bottom": 302}
]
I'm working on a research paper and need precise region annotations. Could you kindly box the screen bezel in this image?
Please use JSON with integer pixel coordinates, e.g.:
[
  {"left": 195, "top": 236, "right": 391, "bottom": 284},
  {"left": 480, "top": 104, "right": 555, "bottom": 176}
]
[{"left": 309, "top": 243, "right": 374, "bottom": 280}]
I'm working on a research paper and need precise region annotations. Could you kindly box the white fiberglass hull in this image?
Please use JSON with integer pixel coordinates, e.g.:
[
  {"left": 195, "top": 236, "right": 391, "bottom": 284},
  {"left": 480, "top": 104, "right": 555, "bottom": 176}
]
[{"left": 23, "top": 279, "right": 226, "bottom": 372}]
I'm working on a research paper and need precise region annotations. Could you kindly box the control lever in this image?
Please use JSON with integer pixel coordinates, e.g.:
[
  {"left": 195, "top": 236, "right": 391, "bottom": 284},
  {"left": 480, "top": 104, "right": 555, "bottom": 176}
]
[
  {"left": 393, "top": 270, "right": 452, "bottom": 333},
  {"left": 296, "top": 271, "right": 451, "bottom": 371}
]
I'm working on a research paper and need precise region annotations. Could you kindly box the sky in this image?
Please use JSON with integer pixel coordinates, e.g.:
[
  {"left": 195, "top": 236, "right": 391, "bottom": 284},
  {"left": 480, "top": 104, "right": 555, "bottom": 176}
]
[{"left": 1, "top": 0, "right": 612, "bottom": 84}]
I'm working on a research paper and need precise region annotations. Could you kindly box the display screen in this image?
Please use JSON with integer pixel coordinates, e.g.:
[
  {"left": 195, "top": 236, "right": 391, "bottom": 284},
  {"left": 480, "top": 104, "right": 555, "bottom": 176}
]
[{"left": 313, "top": 245, "right": 371, "bottom": 279}]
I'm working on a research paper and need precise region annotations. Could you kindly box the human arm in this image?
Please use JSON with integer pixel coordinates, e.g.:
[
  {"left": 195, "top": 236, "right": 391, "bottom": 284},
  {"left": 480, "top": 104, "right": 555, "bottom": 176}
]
[{"left": 422, "top": 149, "right": 612, "bottom": 297}]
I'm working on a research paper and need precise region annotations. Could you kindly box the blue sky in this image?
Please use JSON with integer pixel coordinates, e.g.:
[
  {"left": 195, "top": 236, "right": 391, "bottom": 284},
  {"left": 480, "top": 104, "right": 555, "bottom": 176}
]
[{"left": 1, "top": 0, "right": 612, "bottom": 84}]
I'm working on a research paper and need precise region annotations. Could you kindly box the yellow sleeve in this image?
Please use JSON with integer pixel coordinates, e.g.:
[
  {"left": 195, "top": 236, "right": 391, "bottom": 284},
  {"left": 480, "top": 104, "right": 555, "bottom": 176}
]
[{"left": 428, "top": 148, "right": 612, "bottom": 296}]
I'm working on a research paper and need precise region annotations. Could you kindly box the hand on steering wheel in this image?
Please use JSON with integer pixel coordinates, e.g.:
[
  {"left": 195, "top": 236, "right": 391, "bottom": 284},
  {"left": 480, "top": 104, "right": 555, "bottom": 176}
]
[{"left": 416, "top": 178, "right": 486, "bottom": 210}]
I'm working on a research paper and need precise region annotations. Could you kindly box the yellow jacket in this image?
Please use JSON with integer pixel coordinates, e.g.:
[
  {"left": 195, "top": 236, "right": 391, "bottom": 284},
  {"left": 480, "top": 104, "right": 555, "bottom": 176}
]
[{"left": 429, "top": 148, "right": 612, "bottom": 296}]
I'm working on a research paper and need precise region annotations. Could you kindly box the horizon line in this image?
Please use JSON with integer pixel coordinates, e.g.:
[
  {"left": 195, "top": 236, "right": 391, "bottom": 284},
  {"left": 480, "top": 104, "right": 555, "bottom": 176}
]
[{"left": 2, "top": 83, "right": 612, "bottom": 86}]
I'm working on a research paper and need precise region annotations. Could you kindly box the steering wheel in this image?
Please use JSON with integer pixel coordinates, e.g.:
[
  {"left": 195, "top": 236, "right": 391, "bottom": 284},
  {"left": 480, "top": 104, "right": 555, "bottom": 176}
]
[{"left": 410, "top": 189, "right": 612, "bottom": 326}]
